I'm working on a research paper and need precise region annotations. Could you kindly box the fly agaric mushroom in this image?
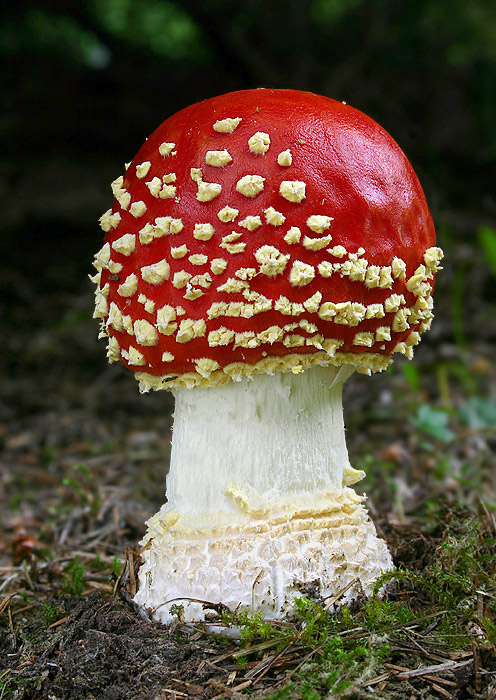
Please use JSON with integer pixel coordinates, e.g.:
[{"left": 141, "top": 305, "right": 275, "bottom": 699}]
[{"left": 92, "top": 89, "right": 443, "bottom": 622}]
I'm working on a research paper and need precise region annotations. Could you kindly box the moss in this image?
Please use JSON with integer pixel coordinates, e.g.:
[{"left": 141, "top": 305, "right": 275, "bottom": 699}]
[
  {"left": 61, "top": 556, "right": 86, "bottom": 596},
  {"left": 222, "top": 505, "right": 496, "bottom": 698}
]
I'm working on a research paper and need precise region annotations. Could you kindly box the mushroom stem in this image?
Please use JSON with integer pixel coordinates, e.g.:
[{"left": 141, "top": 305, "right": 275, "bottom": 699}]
[
  {"left": 168, "top": 365, "right": 356, "bottom": 523},
  {"left": 134, "top": 365, "right": 393, "bottom": 622}
]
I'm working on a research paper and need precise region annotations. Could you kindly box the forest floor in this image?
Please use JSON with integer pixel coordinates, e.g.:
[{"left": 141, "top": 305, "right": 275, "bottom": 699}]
[{"left": 0, "top": 232, "right": 495, "bottom": 699}]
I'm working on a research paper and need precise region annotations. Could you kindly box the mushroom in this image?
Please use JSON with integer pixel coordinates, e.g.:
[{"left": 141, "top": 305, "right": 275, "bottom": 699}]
[{"left": 92, "top": 89, "right": 443, "bottom": 623}]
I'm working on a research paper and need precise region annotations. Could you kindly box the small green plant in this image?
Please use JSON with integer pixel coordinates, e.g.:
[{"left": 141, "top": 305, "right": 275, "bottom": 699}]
[
  {"left": 8, "top": 493, "right": 22, "bottom": 510},
  {"left": 402, "top": 363, "right": 420, "bottom": 391},
  {"left": 364, "top": 598, "right": 415, "bottom": 630},
  {"left": 0, "top": 679, "right": 12, "bottom": 698},
  {"left": 479, "top": 225, "right": 496, "bottom": 276},
  {"left": 169, "top": 603, "right": 185, "bottom": 621},
  {"left": 90, "top": 555, "right": 107, "bottom": 571},
  {"left": 40, "top": 445, "right": 55, "bottom": 468},
  {"left": 235, "top": 609, "right": 287, "bottom": 644},
  {"left": 112, "top": 556, "right": 122, "bottom": 577},
  {"left": 62, "top": 464, "right": 102, "bottom": 515},
  {"left": 235, "top": 655, "right": 248, "bottom": 669},
  {"left": 42, "top": 603, "right": 57, "bottom": 626},
  {"left": 61, "top": 555, "right": 86, "bottom": 596},
  {"left": 266, "top": 686, "right": 294, "bottom": 700},
  {"left": 410, "top": 403, "right": 455, "bottom": 443},
  {"left": 308, "top": 635, "right": 370, "bottom": 695},
  {"left": 459, "top": 396, "right": 496, "bottom": 429},
  {"left": 481, "top": 618, "right": 496, "bottom": 644}
]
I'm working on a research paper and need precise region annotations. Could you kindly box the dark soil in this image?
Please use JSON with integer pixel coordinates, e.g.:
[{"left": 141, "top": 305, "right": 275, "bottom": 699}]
[{"left": 0, "top": 593, "right": 232, "bottom": 700}]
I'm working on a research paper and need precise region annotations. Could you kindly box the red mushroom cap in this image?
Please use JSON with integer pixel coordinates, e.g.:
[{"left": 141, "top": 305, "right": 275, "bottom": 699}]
[{"left": 92, "top": 89, "right": 442, "bottom": 390}]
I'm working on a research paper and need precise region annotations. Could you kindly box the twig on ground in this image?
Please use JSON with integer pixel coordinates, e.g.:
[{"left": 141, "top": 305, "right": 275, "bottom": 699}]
[{"left": 394, "top": 659, "right": 473, "bottom": 678}]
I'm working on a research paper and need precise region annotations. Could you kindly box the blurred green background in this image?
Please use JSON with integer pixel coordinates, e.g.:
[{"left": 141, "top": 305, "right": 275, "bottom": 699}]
[{"left": 2, "top": 0, "right": 496, "bottom": 338}]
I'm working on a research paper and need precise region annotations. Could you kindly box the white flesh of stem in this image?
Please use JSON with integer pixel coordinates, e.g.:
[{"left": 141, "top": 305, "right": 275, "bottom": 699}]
[{"left": 166, "top": 364, "right": 354, "bottom": 523}]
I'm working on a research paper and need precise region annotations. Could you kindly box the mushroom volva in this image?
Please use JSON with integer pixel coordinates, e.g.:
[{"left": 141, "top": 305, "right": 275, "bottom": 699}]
[{"left": 91, "top": 89, "right": 443, "bottom": 622}]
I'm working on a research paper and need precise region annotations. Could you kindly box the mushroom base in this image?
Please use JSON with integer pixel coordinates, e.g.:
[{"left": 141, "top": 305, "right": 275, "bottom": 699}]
[{"left": 134, "top": 489, "right": 393, "bottom": 623}]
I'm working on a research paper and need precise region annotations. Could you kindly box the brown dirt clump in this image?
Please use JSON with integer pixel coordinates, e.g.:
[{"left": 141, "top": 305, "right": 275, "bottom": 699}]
[{"left": 0, "top": 592, "right": 234, "bottom": 700}]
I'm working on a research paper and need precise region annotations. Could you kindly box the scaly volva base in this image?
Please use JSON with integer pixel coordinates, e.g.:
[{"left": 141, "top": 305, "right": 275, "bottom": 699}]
[{"left": 134, "top": 489, "right": 393, "bottom": 622}]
